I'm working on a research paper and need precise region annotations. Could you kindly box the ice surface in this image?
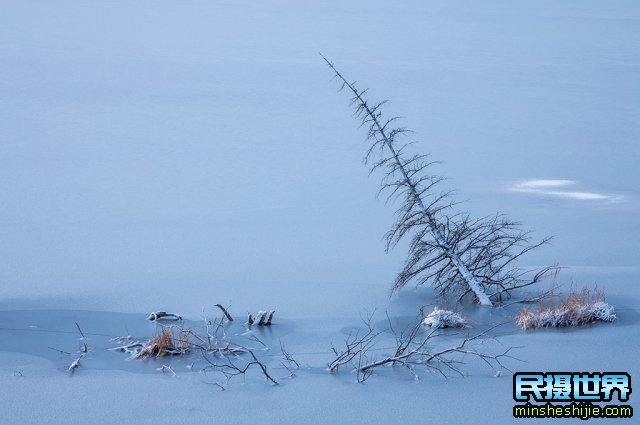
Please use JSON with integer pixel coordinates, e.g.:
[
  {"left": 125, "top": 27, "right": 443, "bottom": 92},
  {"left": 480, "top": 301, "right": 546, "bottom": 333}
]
[{"left": 1, "top": 0, "right": 639, "bottom": 423}]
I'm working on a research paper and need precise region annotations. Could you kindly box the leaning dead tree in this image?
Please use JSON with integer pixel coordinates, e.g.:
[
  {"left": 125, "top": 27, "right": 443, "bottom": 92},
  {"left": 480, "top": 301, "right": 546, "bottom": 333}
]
[{"left": 322, "top": 55, "right": 552, "bottom": 306}]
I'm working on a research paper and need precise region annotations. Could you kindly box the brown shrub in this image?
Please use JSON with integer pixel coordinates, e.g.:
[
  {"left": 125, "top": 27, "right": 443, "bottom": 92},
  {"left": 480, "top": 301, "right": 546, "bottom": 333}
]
[
  {"left": 135, "top": 327, "right": 192, "bottom": 358},
  {"left": 515, "top": 288, "right": 615, "bottom": 330}
]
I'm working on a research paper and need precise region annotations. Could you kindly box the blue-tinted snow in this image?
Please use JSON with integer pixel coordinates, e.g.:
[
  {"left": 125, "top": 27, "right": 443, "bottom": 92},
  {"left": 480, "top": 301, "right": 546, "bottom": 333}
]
[{"left": 1, "top": 1, "right": 638, "bottom": 423}]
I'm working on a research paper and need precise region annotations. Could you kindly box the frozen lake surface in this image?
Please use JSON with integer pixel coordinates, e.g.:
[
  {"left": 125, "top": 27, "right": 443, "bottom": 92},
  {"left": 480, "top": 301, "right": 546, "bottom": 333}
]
[{"left": 1, "top": 0, "right": 638, "bottom": 423}]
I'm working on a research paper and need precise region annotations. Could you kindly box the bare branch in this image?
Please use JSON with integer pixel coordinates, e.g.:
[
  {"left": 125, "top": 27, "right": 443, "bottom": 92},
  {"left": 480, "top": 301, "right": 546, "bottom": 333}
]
[
  {"left": 75, "top": 321, "right": 88, "bottom": 353},
  {"left": 68, "top": 355, "right": 83, "bottom": 374},
  {"left": 327, "top": 311, "right": 517, "bottom": 382},
  {"left": 280, "top": 340, "right": 300, "bottom": 369},
  {"left": 214, "top": 304, "right": 234, "bottom": 322}
]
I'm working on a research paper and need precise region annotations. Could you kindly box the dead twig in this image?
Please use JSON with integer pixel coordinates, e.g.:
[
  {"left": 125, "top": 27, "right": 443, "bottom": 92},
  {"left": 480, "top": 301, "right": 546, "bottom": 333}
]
[
  {"left": 214, "top": 304, "right": 234, "bottom": 322},
  {"left": 75, "top": 322, "right": 88, "bottom": 353},
  {"left": 48, "top": 347, "right": 72, "bottom": 355},
  {"left": 65, "top": 321, "right": 90, "bottom": 375},
  {"left": 280, "top": 340, "right": 300, "bottom": 369},
  {"left": 68, "top": 354, "right": 84, "bottom": 374},
  {"left": 201, "top": 348, "right": 279, "bottom": 385},
  {"left": 158, "top": 364, "right": 177, "bottom": 377},
  {"left": 328, "top": 313, "right": 381, "bottom": 373}
]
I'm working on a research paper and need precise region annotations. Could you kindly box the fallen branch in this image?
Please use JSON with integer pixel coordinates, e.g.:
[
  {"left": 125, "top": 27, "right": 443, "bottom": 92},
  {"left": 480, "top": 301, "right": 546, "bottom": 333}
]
[
  {"left": 328, "top": 313, "right": 381, "bottom": 374},
  {"left": 68, "top": 354, "right": 84, "bottom": 374},
  {"left": 108, "top": 342, "right": 144, "bottom": 353},
  {"left": 75, "top": 321, "right": 88, "bottom": 353},
  {"left": 201, "top": 348, "right": 279, "bottom": 386},
  {"left": 329, "top": 312, "right": 516, "bottom": 382},
  {"left": 66, "top": 321, "right": 89, "bottom": 375},
  {"left": 214, "top": 304, "right": 234, "bottom": 322},
  {"left": 280, "top": 340, "right": 300, "bottom": 369},
  {"left": 158, "top": 364, "right": 177, "bottom": 377},
  {"left": 48, "top": 347, "right": 72, "bottom": 355}
]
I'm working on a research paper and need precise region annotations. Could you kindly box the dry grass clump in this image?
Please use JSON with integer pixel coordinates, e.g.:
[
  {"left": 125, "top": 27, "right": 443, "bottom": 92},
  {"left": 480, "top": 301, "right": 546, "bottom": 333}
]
[
  {"left": 135, "top": 327, "right": 192, "bottom": 359},
  {"left": 515, "top": 288, "right": 615, "bottom": 330}
]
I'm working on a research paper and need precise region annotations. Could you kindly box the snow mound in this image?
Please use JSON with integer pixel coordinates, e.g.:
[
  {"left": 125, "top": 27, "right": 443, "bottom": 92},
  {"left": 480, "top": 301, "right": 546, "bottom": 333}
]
[{"left": 422, "top": 308, "right": 468, "bottom": 328}]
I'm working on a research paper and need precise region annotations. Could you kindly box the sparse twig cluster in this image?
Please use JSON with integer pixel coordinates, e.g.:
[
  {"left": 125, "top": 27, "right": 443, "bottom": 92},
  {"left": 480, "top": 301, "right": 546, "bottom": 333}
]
[
  {"left": 329, "top": 314, "right": 381, "bottom": 382},
  {"left": 279, "top": 340, "right": 300, "bottom": 378},
  {"left": 61, "top": 321, "right": 89, "bottom": 375},
  {"left": 329, "top": 312, "right": 515, "bottom": 383},
  {"left": 109, "top": 306, "right": 291, "bottom": 389},
  {"left": 201, "top": 348, "right": 279, "bottom": 386}
]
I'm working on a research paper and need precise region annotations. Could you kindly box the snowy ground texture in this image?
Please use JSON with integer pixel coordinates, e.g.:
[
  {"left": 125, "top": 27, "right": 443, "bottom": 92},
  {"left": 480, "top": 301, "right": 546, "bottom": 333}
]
[{"left": 1, "top": 0, "right": 639, "bottom": 424}]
